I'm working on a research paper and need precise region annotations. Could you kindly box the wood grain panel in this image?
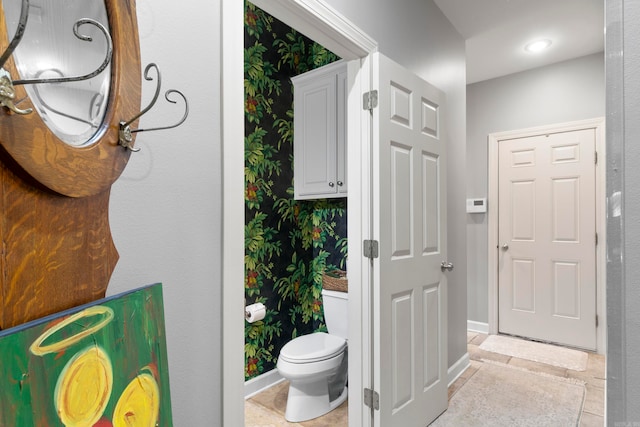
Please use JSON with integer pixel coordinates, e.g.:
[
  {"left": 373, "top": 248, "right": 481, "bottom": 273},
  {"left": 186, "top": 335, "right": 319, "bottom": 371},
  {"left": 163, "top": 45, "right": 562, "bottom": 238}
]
[
  {"left": 0, "top": 1, "right": 141, "bottom": 328},
  {"left": 0, "top": 154, "right": 119, "bottom": 329}
]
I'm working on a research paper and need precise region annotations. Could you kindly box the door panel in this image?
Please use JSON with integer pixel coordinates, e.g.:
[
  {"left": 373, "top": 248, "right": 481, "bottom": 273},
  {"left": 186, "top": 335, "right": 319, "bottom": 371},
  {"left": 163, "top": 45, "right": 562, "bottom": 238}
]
[
  {"left": 423, "top": 284, "right": 441, "bottom": 388},
  {"left": 512, "top": 259, "right": 535, "bottom": 311},
  {"left": 390, "top": 142, "right": 413, "bottom": 258},
  {"left": 373, "top": 52, "right": 447, "bottom": 427},
  {"left": 553, "top": 261, "right": 580, "bottom": 317},
  {"left": 552, "top": 178, "right": 580, "bottom": 241},
  {"left": 301, "top": 80, "right": 335, "bottom": 191},
  {"left": 391, "top": 291, "right": 413, "bottom": 410},
  {"left": 422, "top": 153, "right": 440, "bottom": 253},
  {"left": 511, "top": 180, "right": 535, "bottom": 240},
  {"left": 498, "top": 129, "right": 596, "bottom": 350}
]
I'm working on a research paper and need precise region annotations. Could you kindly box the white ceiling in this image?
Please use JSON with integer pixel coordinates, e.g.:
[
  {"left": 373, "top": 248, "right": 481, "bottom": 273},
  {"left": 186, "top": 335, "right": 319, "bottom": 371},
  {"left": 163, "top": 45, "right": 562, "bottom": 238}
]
[{"left": 433, "top": 0, "right": 604, "bottom": 84}]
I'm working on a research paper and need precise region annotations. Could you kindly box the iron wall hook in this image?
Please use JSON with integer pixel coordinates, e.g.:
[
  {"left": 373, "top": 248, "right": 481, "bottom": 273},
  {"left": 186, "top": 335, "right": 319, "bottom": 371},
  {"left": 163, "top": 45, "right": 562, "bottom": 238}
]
[
  {"left": 0, "top": 68, "right": 31, "bottom": 114},
  {"left": 0, "top": 0, "right": 30, "bottom": 114},
  {"left": 0, "top": 0, "right": 29, "bottom": 70},
  {"left": 12, "top": 19, "right": 113, "bottom": 86},
  {"left": 119, "top": 63, "right": 189, "bottom": 152},
  {"left": 0, "top": 17, "right": 113, "bottom": 116},
  {"left": 131, "top": 89, "right": 189, "bottom": 134}
]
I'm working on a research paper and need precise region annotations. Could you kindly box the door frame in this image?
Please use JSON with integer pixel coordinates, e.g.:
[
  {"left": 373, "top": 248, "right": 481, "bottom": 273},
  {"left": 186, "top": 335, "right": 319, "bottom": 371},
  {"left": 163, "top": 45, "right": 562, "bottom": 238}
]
[
  {"left": 221, "top": 1, "right": 377, "bottom": 425},
  {"left": 487, "top": 117, "right": 606, "bottom": 354}
]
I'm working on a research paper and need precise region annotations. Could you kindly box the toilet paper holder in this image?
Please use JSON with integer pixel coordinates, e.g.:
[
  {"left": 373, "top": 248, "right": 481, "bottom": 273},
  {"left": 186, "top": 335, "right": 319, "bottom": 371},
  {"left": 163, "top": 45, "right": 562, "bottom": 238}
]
[{"left": 245, "top": 302, "right": 266, "bottom": 323}]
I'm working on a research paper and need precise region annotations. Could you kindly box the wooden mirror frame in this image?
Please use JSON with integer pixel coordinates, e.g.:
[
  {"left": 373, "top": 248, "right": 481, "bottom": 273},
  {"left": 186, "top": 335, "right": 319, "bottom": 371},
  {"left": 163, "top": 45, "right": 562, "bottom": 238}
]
[
  {"left": 0, "top": 0, "right": 141, "bottom": 198},
  {"left": 0, "top": 0, "right": 141, "bottom": 329}
]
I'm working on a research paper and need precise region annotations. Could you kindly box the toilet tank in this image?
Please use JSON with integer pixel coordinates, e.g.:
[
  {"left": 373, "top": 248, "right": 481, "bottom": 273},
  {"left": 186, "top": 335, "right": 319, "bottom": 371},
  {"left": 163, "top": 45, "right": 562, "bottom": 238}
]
[{"left": 321, "top": 289, "right": 348, "bottom": 339}]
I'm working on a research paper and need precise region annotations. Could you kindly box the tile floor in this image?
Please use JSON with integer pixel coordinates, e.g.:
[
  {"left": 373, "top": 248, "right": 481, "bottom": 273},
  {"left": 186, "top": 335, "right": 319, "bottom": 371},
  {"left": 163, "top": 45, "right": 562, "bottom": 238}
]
[{"left": 245, "top": 332, "right": 605, "bottom": 426}]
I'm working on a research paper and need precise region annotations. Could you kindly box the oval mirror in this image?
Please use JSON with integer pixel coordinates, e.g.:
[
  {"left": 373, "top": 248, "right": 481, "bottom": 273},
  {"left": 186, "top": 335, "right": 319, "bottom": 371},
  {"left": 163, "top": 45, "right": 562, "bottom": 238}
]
[{"left": 2, "top": 0, "right": 111, "bottom": 146}]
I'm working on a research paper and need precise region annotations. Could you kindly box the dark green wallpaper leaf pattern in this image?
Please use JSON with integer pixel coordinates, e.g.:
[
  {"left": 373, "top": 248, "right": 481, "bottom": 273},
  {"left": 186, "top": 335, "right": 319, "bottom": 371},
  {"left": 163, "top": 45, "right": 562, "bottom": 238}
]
[{"left": 244, "top": 2, "right": 347, "bottom": 380}]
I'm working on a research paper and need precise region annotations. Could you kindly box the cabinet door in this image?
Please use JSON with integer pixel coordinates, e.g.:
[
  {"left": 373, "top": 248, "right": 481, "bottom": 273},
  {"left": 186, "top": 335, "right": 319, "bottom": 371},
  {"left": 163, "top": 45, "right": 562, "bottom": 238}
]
[
  {"left": 293, "top": 68, "right": 337, "bottom": 199},
  {"left": 336, "top": 68, "right": 348, "bottom": 195}
]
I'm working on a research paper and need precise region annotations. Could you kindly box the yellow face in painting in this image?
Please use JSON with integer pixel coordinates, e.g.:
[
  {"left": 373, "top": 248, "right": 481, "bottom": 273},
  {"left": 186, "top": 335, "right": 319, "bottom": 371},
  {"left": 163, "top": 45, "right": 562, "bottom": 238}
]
[
  {"left": 112, "top": 371, "right": 160, "bottom": 427},
  {"left": 54, "top": 346, "right": 113, "bottom": 427}
]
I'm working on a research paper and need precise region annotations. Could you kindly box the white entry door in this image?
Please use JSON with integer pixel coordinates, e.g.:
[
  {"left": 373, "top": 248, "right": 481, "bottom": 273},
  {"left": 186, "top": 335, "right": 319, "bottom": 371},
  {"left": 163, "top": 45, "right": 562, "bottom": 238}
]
[
  {"left": 372, "top": 52, "right": 448, "bottom": 426},
  {"left": 498, "top": 129, "right": 597, "bottom": 350}
]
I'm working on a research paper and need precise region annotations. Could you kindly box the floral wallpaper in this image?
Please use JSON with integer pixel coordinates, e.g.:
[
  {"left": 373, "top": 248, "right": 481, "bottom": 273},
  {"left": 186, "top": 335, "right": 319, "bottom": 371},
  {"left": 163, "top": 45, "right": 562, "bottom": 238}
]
[{"left": 244, "top": 2, "right": 347, "bottom": 380}]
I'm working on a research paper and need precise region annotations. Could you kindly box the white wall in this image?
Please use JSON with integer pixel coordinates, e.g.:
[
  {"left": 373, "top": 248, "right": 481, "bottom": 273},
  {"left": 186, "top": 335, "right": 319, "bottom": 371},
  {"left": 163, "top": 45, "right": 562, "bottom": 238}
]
[
  {"left": 606, "top": 0, "right": 640, "bottom": 422},
  {"left": 466, "top": 53, "right": 605, "bottom": 324},
  {"left": 107, "top": 0, "right": 222, "bottom": 425},
  {"left": 325, "top": 0, "right": 469, "bottom": 368}
]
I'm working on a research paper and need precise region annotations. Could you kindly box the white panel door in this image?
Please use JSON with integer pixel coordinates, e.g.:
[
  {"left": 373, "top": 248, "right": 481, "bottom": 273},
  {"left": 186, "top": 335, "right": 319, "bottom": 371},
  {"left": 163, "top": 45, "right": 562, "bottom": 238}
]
[
  {"left": 498, "top": 129, "right": 597, "bottom": 350},
  {"left": 372, "top": 52, "right": 448, "bottom": 427}
]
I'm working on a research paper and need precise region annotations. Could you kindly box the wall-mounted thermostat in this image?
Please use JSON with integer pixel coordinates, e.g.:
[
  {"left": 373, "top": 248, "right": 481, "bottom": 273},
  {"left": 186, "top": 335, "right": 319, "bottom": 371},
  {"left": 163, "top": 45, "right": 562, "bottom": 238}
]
[{"left": 466, "top": 198, "right": 487, "bottom": 213}]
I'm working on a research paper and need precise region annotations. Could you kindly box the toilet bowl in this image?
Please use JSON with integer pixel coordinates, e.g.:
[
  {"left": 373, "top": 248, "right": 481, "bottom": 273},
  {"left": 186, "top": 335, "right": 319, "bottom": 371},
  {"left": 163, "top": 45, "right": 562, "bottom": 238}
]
[{"left": 277, "top": 289, "right": 348, "bottom": 422}]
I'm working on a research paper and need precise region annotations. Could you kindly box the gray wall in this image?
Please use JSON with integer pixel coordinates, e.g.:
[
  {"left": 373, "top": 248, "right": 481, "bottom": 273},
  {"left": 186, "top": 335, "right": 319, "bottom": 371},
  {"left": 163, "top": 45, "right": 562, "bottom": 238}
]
[
  {"left": 606, "top": 0, "right": 640, "bottom": 423},
  {"left": 466, "top": 53, "right": 605, "bottom": 323},
  {"left": 106, "top": 0, "right": 465, "bottom": 425},
  {"left": 108, "top": 0, "right": 222, "bottom": 424},
  {"left": 101, "top": 0, "right": 640, "bottom": 424},
  {"left": 325, "top": 0, "right": 469, "bottom": 368}
]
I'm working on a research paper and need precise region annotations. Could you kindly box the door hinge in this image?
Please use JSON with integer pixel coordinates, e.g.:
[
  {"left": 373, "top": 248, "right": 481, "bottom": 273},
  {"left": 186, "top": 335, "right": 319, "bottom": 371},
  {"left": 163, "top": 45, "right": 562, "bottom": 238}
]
[
  {"left": 363, "top": 240, "right": 379, "bottom": 259},
  {"left": 363, "top": 90, "right": 378, "bottom": 111},
  {"left": 595, "top": 151, "right": 598, "bottom": 165},
  {"left": 596, "top": 315, "right": 599, "bottom": 328},
  {"left": 595, "top": 232, "right": 598, "bottom": 245},
  {"left": 364, "top": 388, "right": 380, "bottom": 410}
]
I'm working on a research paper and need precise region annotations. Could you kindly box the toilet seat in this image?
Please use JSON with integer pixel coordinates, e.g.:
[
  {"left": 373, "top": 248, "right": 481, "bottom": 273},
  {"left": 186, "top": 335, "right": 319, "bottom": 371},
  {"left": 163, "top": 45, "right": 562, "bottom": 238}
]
[{"left": 279, "top": 332, "right": 346, "bottom": 364}]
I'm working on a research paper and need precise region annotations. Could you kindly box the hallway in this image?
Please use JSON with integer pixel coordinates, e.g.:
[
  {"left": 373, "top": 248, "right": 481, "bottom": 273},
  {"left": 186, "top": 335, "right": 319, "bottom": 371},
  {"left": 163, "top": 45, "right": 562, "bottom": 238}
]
[
  {"left": 245, "top": 332, "right": 605, "bottom": 426},
  {"left": 450, "top": 332, "right": 605, "bottom": 426}
]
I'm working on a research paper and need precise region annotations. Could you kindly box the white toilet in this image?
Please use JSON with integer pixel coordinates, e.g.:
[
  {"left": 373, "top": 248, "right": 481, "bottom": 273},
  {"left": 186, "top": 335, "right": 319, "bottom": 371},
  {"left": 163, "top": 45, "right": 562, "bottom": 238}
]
[{"left": 277, "top": 288, "right": 348, "bottom": 422}]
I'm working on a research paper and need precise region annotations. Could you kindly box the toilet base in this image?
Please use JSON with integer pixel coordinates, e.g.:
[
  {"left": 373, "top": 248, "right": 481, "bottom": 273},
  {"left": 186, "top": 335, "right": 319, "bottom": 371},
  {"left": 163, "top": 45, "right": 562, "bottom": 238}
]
[{"left": 284, "top": 383, "right": 348, "bottom": 422}]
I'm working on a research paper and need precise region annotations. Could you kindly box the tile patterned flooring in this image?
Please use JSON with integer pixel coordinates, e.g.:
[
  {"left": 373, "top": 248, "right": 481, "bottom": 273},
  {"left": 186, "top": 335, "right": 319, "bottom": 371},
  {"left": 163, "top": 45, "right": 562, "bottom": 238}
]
[{"left": 245, "top": 332, "right": 606, "bottom": 426}]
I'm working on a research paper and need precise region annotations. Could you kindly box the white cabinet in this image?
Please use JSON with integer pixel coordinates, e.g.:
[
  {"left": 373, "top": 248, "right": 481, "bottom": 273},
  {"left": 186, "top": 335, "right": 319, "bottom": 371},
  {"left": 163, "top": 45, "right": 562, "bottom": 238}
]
[{"left": 292, "top": 60, "right": 347, "bottom": 200}]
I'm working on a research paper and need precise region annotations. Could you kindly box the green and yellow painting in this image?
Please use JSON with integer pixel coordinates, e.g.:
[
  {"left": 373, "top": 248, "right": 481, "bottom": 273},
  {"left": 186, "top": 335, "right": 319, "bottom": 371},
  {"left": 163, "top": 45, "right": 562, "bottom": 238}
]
[{"left": 0, "top": 283, "right": 172, "bottom": 427}]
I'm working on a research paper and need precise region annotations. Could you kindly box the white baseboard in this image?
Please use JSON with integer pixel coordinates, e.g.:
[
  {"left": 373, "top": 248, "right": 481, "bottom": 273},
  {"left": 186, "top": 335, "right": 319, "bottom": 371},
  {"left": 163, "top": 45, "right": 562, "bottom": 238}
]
[
  {"left": 467, "top": 320, "right": 489, "bottom": 334},
  {"left": 244, "top": 369, "right": 285, "bottom": 399},
  {"left": 447, "top": 352, "right": 470, "bottom": 387},
  {"left": 247, "top": 353, "right": 473, "bottom": 399}
]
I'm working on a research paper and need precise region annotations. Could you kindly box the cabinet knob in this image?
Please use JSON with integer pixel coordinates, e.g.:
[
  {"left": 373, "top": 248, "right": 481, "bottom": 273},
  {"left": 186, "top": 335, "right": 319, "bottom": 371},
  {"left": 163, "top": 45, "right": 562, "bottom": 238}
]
[
  {"left": 329, "top": 182, "right": 335, "bottom": 187},
  {"left": 337, "top": 181, "right": 343, "bottom": 186}
]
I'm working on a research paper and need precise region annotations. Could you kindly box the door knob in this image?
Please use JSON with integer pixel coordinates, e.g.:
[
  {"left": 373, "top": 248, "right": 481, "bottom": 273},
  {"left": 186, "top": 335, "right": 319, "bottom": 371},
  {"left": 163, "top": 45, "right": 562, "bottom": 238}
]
[
  {"left": 502, "top": 243, "right": 509, "bottom": 250},
  {"left": 440, "top": 261, "right": 454, "bottom": 272},
  {"left": 328, "top": 182, "right": 335, "bottom": 187}
]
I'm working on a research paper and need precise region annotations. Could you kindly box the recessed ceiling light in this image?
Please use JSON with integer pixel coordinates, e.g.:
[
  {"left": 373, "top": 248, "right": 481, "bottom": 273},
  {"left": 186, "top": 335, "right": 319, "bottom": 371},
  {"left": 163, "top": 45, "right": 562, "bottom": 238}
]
[{"left": 524, "top": 39, "right": 552, "bottom": 53}]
